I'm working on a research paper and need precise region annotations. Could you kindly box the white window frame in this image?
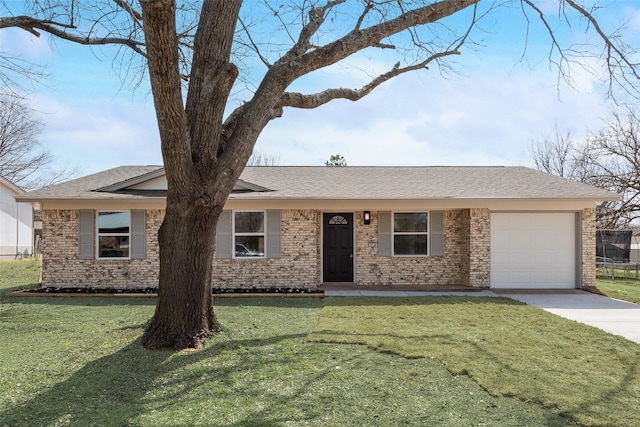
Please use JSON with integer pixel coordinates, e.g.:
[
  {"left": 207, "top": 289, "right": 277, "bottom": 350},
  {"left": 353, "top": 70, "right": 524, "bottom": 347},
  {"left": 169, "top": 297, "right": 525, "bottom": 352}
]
[
  {"left": 96, "top": 210, "right": 131, "bottom": 260},
  {"left": 392, "top": 211, "right": 429, "bottom": 257},
  {"left": 232, "top": 210, "right": 266, "bottom": 259}
]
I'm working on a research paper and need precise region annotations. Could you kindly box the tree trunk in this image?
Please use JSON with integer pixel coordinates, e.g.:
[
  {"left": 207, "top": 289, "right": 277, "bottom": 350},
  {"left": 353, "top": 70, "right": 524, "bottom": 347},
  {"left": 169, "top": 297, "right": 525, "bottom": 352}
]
[
  {"left": 139, "top": 0, "right": 242, "bottom": 351},
  {"left": 142, "top": 194, "right": 220, "bottom": 350}
]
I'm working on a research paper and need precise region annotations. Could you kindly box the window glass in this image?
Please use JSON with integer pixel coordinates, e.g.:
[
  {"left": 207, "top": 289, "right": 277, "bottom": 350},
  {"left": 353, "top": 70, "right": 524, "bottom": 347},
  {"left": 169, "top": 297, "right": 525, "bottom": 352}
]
[
  {"left": 394, "top": 212, "right": 428, "bottom": 233},
  {"left": 394, "top": 235, "right": 428, "bottom": 255},
  {"left": 234, "top": 212, "right": 265, "bottom": 233},
  {"left": 98, "top": 211, "right": 130, "bottom": 234},
  {"left": 98, "top": 236, "right": 130, "bottom": 258},
  {"left": 97, "top": 211, "right": 130, "bottom": 258},
  {"left": 235, "top": 236, "right": 265, "bottom": 257},
  {"left": 328, "top": 215, "right": 348, "bottom": 225},
  {"left": 234, "top": 211, "right": 265, "bottom": 258},
  {"left": 393, "top": 212, "right": 429, "bottom": 256}
]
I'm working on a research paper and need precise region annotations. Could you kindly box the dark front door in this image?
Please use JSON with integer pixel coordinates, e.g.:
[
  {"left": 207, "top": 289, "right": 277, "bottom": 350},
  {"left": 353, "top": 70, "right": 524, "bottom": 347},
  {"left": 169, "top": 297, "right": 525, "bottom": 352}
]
[{"left": 323, "top": 213, "right": 354, "bottom": 282}]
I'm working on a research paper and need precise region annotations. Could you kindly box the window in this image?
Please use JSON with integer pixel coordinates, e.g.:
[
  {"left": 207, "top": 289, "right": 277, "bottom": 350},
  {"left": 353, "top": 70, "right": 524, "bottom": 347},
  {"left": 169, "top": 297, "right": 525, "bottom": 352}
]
[
  {"left": 234, "top": 211, "right": 265, "bottom": 258},
  {"left": 97, "top": 211, "right": 130, "bottom": 258},
  {"left": 328, "top": 215, "right": 348, "bottom": 225},
  {"left": 393, "top": 212, "right": 428, "bottom": 255}
]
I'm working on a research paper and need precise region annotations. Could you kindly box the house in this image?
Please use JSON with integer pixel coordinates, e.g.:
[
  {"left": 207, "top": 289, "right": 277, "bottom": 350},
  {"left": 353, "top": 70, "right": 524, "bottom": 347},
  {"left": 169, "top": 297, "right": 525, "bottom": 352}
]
[
  {"left": 15, "top": 165, "right": 618, "bottom": 290},
  {"left": 0, "top": 176, "right": 34, "bottom": 259}
]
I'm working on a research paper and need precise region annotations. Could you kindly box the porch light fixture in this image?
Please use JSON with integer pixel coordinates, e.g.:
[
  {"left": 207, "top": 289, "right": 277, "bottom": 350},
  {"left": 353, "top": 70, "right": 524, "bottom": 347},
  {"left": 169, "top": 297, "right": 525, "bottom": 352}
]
[{"left": 363, "top": 211, "right": 371, "bottom": 225}]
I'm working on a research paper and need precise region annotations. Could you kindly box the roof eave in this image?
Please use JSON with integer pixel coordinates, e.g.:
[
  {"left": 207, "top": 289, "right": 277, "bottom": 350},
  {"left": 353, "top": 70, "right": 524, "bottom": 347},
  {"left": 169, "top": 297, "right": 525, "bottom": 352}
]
[{"left": 16, "top": 193, "right": 620, "bottom": 204}]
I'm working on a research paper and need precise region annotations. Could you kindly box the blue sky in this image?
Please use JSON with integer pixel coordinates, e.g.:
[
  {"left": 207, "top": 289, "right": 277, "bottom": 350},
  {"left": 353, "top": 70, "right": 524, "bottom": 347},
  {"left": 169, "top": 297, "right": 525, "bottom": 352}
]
[{"left": 1, "top": 1, "right": 639, "bottom": 177}]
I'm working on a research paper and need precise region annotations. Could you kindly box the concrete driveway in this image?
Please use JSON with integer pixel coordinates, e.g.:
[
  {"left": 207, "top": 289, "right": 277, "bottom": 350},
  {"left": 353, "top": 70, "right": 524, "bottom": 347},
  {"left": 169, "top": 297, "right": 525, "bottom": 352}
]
[
  {"left": 495, "top": 290, "right": 640, "bottom": 344},
  {"left": 325, "top": 289, "right": 640, "bottom": 344}
]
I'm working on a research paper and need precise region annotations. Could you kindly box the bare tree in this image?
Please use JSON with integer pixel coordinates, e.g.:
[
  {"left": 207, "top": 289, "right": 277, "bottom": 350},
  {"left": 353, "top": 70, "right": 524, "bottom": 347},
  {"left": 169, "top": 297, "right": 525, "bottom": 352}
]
[
  {"left": 530, "top": 108, "right": 640, "bottom": 228},
  {"left": 529, "top": 126, "right": 597, "bottom": 183},
  {"left": 247, "top": 150, "right": 279, "bottom": 166},
  {"left": 584, "top": 109, "right": 640, "bottom": 229},
  {"left": 0, "top": 91, "right": 75, "bottom": 190},
  {"left": 2, "top": 1, "right": 639, "bottom": 350},
  {"left": 530, "top": 127, "right": 577, "bottom": 179}
]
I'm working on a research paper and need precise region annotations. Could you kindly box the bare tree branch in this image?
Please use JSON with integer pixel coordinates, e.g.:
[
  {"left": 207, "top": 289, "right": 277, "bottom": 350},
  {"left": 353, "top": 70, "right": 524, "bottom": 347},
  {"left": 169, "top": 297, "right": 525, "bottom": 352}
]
[
  {"left": 247, "top": 149, "right": 280, "bottom": 166},
  {"left": 0, "top": 91, "right": 76, "bottom": 190},
  {"left": 531, "top": 107, "right": 640, "bottom": 228},
  {"left": 280, "top": 2, "right": 479, "bottom": 109},
  {"left": 520, "top": 0, "right": 640, "bottom": 98},
  {"left": 354, "top": 1, "right": 374, "bottom": 31},
  {"left": 565, "top": 0, "right": 640, "bottom": 98},
  {"left": 0, "top": 15, "right": 146, "bottom": 55},
  {"left": 113, "top": 0, "right": 142, "bottom": 22},
  {"left": 280, "top": 0, "right": 479, "bottom": 79},
  {"left": 238, "top": 17, "right": 271, "bottom": 67},
  {"left": 289, "top": 0, "right": 345, "bottom": 58}
]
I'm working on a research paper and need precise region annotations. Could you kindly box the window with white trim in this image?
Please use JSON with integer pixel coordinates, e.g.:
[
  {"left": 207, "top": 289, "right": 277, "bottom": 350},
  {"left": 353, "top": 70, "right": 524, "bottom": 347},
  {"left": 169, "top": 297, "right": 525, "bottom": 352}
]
[
  {"left": 97, "top": 211, "right": 130, "bottom": 258},
  {"left": 393, "top": 212, "right": 428, "bottom": 256},
  {"left": 233, "top": 211, "right": 265, "bottom": 258}
]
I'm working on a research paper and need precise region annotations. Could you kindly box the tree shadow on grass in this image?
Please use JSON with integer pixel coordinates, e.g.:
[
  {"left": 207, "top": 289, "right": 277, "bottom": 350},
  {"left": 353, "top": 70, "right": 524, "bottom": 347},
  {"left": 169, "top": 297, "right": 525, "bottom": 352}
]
[
  {"left": 0, "top": 331, "right": 314, "bottom": 426},
  {"left": 0, "top": 294, "right": 323, "bottom": 425},
  {"left": 312, "top": 296, "right": 640, "bottom": 426},
  {"left": 1, "top": 295, "right": 598, "bottom": 426}
]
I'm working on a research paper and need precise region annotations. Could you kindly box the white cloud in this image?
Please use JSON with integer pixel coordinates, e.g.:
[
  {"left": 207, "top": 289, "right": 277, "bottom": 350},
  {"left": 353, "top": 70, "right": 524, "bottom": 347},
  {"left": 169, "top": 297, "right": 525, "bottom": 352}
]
[
  {"left": 257, "top": 66, "right": 612, "bottom": 168},
  {"left": 0, "top": 27, "right": 52, "bottom": 58},
  {"left": 29, "top": 51, "right": 613, "bottom": 177},
  {"left": 12, "top": 0, "right": 625, "bottom": 177},
  {"left": 34, "top": 95, "right": 162, "bottom": 174}
]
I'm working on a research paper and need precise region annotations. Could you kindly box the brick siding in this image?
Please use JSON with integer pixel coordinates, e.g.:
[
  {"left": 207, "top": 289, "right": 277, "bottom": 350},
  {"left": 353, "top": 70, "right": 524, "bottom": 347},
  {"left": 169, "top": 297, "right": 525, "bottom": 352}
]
[
  {"left": 581, "top": 208, "right": 596, "bottom": 287},
  {"left": 212, "top": 209, "right": 320, "bottom": 289},
  {"left": 40, "top": 207, "right": 586, "bottom": 290},
  {"left": 42, "top": 209, "right": 162, "bottom": 289},
  {"left": 355, "top": 210, "right": 475, "bottom": 286},
  {"left": 469, "top": 208, "right": 491, "bottom": 287}
]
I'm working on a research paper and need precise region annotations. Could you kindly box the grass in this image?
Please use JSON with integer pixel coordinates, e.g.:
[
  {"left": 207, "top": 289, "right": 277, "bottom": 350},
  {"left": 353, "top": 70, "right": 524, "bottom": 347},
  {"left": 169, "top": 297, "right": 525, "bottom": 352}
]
[
  {"left": 1, "top": 260, "right": 639, "bottom": 426},
  {"left": 309, "top": 297, "right": 640, "bottom": 427},
  {"left": 596, "top": 271, "right": 640, "bottom": 304}
]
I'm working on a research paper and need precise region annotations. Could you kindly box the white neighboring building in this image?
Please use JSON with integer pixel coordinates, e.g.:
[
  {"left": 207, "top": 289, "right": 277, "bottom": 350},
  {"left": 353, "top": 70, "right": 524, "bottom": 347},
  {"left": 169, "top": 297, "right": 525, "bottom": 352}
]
[{"left": 0, "top": 176, "right": 33, "bottom": 259}]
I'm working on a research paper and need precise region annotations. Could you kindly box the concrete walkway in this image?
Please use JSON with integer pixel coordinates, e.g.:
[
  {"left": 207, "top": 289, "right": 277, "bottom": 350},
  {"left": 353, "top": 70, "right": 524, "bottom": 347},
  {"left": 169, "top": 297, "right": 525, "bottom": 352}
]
[
  {"left": 324, "top": 289, "right": 640, "bottom": 344},
  {"left": 500, "top": 291, "right": 640, "bottom": 344}
]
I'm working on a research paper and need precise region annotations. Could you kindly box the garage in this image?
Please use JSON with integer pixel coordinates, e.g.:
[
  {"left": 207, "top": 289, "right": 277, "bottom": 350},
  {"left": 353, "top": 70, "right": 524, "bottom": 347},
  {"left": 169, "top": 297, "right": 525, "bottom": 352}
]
[{"left": 490, "top": 212, "right": 577, "bottom": 289}]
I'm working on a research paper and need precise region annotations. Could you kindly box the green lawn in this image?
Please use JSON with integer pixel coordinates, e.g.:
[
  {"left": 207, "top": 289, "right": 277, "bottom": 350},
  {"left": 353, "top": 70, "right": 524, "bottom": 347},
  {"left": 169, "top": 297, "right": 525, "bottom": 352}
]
[
  {"left": 309, "top": 297, "right": 640, "bottom": 427},
  {"left": 596, "top": 271, "right": 640, "bottom": 304},
  {"left": 1, "top": 260, "right": 639, "bottom": 426}
]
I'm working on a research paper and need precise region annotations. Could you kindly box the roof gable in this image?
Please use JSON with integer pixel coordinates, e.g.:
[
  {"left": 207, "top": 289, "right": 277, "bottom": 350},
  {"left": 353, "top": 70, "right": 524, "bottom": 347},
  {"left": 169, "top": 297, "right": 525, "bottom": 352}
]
[
  {"left": 96, "top": 168, "right": 167, "bottom": 191},
  {"left": 96, "top": 168, "right": 271, "bottom": 193}
]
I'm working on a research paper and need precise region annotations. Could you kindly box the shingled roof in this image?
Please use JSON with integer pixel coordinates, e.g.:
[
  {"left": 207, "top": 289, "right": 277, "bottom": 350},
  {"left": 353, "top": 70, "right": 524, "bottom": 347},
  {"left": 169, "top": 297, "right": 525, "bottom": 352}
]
[
  {"left": 15, "top": 165, "right": 618, "bottom": 202},
  {"left": 16, "top": 166, "right": 164, "bottom": 201}
]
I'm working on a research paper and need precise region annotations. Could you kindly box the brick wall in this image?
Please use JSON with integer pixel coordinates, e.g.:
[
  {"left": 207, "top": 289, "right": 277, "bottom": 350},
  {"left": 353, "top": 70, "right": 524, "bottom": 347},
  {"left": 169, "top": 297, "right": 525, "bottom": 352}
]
[
  {"left": 469, "top": 208, "right": 491, "bottom": 288},
  {"left": 42, "top": 206, "right": 586, "bottom": 290},
  {"left": 212, "top": 209, "right": 320, "bottom": 289},
  {"left": 354, "top": 210, "right": 473, "bottom": 286},
  {"left": 41, "top": 208, "right": 320, "bottom": 290},
  {"left": 42, "top": 209, "right": 162, "bottom": 288},
  {"left": 581, "top": 208, "right": 596, "bottom": 287}
]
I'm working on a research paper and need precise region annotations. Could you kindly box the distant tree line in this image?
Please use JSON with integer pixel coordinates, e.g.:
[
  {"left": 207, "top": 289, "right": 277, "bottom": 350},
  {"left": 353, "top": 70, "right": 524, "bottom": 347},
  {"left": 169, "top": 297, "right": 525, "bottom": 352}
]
[
  {"left": 0, "top": 92, "right": 76, "bottom": 191},
  {"left": 530, "top": 106, "right": 640, "bottom": 229}
]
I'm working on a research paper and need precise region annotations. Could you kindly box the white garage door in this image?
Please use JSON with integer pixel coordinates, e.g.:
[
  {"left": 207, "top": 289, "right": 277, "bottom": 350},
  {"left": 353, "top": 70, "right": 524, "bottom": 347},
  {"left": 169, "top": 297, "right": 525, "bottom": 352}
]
[{"left": 490, "top": 213, "right": 577, "bottom": 289}]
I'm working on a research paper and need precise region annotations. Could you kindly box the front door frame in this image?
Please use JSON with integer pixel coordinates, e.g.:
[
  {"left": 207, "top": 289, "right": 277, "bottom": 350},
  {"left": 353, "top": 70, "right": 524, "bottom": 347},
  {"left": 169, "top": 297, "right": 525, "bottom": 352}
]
[{"left": 321, "top": 212, "right": 355, "bottom": 283}]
